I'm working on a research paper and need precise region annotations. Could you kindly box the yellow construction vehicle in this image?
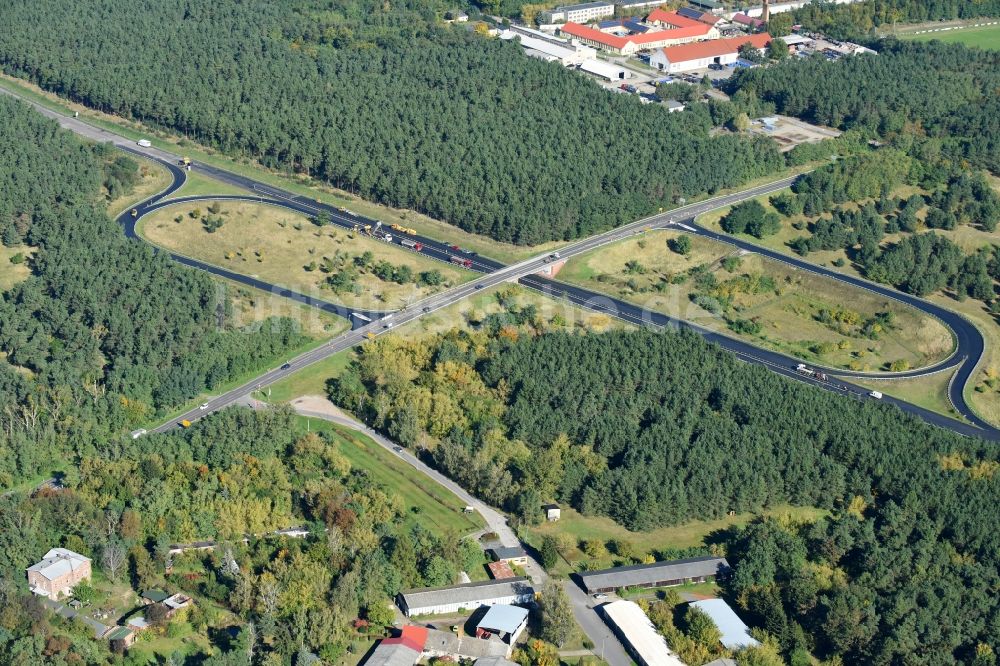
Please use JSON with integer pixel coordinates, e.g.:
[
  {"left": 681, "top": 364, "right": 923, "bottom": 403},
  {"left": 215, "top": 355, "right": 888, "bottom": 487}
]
[
  {"left": 180, "top": 419, "right": 192, "bottom": 428},
  {"left": 363, "top": 224, "right": 372, "bottom": 235},
  {"left": 180, "top": 157, "right": 191, "bottom": 167},
  {"left": 391, "top": 223, "right": 403, "bottom": 232},
  {"left": 366, "top": 332, "right": 376, "bottom": 340},
  {"left": 405, "top": 227, "right": 417, "bottom": 235}
]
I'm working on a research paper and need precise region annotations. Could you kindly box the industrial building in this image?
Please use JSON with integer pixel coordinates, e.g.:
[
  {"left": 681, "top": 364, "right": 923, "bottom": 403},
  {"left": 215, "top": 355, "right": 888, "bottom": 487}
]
[
  {"left": 500, "top": 25, "right": 597, "bottom": 66},
  {"left": 600, "top": 600, "right": 687, "bottom": 666},
  {"left": 616, "top": 0, "right": 669, "bottom": 13},
  {"left": 577, "top": 555, "right": 731, "bottom": 594},
  {"left": 689, "top": 0, "right": 724, "bottom": 13},
  {"left": 689, "top": 599, "right": 761, "bottom": 650},
  {"left": 397, "top": 578, "right": 535, "bottom": 617},
  {"left": 561, "top": 10, "right": 719, "bottom": 55},
  {"left": 541, "top": 1, "right": 616, "bottom": 24},
  {"left": 363, "top": 626, "right": 428, "bottom": 666},
  {"left": 424, "top": 627, "right": 513, "bottom": 661},
  {"left": 650, "top": 33, "right": 771, "bottom": 72},
  {"left": 579, "top": 58, "right": 632, "bottom": 80}
]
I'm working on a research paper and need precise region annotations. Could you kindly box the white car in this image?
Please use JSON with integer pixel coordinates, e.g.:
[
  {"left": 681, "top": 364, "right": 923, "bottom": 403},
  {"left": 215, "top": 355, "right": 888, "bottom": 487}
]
[
  {"left": 137, "top": 139, "right": 152, "bottom": 148},
  {"left": 593, "top": 593, "right": 608, "bottom": 601},
  {"left": 868, "top": 391, "right": 883, "bottom": 400},
  {"left": 199, "top": 402, "right": 210, "bottom": 410}
]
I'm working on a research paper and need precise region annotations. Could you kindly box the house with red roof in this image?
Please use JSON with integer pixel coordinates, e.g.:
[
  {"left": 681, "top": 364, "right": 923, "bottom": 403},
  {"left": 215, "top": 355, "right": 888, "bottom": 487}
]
[
  {"left": 650, "top": 33, "right": 771, "bottom": 72},
  {"left": 363, "top": 626, "right": 429, "bottom": 666},
  {"left": 560, "top": 10, "right": 719, "bottom": 55}
]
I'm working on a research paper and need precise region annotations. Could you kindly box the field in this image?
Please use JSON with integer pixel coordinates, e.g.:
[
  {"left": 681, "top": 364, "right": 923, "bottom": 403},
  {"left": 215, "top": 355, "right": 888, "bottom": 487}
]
[
  {"left": 901, "top": 22, "right": 1000, "bottom": 49},
  {"left": 219, "top": 277, "right": 350, "bottom": 340},
  {"left": 524, "top": 505, "right": 828, "bottom": 577},
  {"left": 697, "top": 181, "right": 1000, "bottom": 425},
  {"left": 107, "top": 156, "right": 172, "bottom": 217},
  {"left": 139, "top": 200, "right": 472, "bottom": 310},
  {"left": 0, "top": 245, "right": 34, "bottom": 292},
  {"left": 559, "top": 229, "right": 953, "bottom": 372},
  {"left": 266, "top": 350, "right": 354, "bottom": 403},
  {"left": 171, "top": 169, "right": 247, "bottom": 198},
  {"left": 307, "top": 417, "right": 484, "bottom": 534}
]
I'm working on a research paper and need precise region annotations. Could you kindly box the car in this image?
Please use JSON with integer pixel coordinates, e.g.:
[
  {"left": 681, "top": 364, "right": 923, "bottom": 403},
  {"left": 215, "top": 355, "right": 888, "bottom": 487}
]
[
  {"left": 450, "top": 244, "right": 460, "bottom": 250},
  {"left": 393, "top": 446, "right": 403, "bottom": 453},
  {"left": 422, "top": 306, "right": 431, "bottom": 313},
  {"left": 199, "top": 402, "right": 209, "bottom": 410},
  {"left": 593, "top": 593, "right": 608, "bottom": 600},
  {"left": 475, "top": 284, "right": 485, "bottom": 289},
  {"left": 868, "top": 390, "right": 883, "bottom": 400},
  {"left": 708, "top": 63, "right": 724, "bottom": 71},
  {"left": 280, "top": 363, "right": 291, "bottom": 370},
  {"left": 383, "top": 322, "right": 393, "bottom": 329}
]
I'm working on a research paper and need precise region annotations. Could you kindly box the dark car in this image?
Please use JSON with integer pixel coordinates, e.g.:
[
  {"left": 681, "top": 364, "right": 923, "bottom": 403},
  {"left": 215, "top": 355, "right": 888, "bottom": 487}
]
[
  {"left": 708, "top": 63, "right": 724, "bottom": 71},
  {"left": 280, "top": 363, "right": 291, "bottom": 370}
]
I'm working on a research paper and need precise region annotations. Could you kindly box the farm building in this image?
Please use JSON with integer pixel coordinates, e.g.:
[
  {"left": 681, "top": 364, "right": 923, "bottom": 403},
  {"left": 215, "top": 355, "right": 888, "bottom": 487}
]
[
  {"left": 363, "top": 626, "right": 428, "bottom": 666},
  {"left": 397, "top": 578, "right": 535, "bottom": 617},
  {"left": 600, "top": 600, "right": 686, "bottom": 666},
  {"left": 424, "top": 627, "right": 513, "bottom": 661},
  {"left": 487, "top": 561, "right": 516, "bottom": 579},
  {"left": 26, "top": 548, "right": 92, "bottom": 599},
  {"left": 561, "top": 10, "right": 719, "bottom": 55},
  {"left": 577, "top": 555, "right": 731, "bottom": 593},
  {"left": 476, "top": 605, "right": 530, "bottom": 645},
  {"left": 689, "top": 599, "right": 761, "bottom": 650},
  {"left": 650, "top": 33, "right": 771, "bottom": 72}
]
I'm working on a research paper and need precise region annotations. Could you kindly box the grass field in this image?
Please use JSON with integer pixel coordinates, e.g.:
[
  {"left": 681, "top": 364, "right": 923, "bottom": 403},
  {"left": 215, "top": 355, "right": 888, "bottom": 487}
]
[
  {"left": 559, "top": 229, "right": 953, "bottom": 372},
  {"left": 307, "top": 417, "right": 484, "bottom": 534},
  {"left": 525, "top": 505, "right": 828, "bottom": 577},
  {"left": 139, "top": 200, "right": 472, "bottom": 310},
  {"left": 852, "top": 369, "right": 962, "bottom": 421},
  {"left": 107, "top": 156, "right": 173, "bottom": 217},
  {"left": 170, "top": 169, "right": 248, "bottom": 199},
  {"left": 0, "top": 245, "right": 34, "bottom": 292},
  {"left": 266, "top": 350, "right": 354, "bottom": 403},
  {"left": 901, "top": 22, "right": 1000, "bottom": 49},
  {"left": 218, "top": 276, "right": 350, "bottom": 340}
]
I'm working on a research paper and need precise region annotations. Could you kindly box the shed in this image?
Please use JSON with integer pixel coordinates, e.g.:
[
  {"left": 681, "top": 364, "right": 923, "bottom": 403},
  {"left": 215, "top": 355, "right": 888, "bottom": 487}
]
[
  {"left": 106, "top": 626, "right": 135, "bottom": 651},
  {"left": 488, "top": 546, "right": 528, "bottom": 566},
  {"left": 543, "top": 504, "right": 561, "bottom": 521},
  {"left": 476, "top": 605, "right": 530, "bottom": 644},
  {"left": 487, "top": 561, "right": 516, "bottom": 579},
  {"left": 577, "top": 555, "right": 730, "bottom": 593},
  {"left": 689, "top": 599, "right": 761, "bottom": 649},
  {"left": 140, "top": 589, "right": 169, "bottom": 605}
]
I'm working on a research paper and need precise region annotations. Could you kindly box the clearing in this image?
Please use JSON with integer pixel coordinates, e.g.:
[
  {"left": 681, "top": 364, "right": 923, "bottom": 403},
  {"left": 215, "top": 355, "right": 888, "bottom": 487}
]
[
  {"left": 307, "top": 417, "right": 484, "bottom": 534},
  {"left": 524, "top": 505, "right": 828, "bottom": 577},
  {"left": 0, "top": 245, "right": 34, "bottom": 292},
  {"left": 559, "top": 229, "right": 953, "bottom": 372},
  {"left": 139, "top": 200, "right": 471, "bottom": 310}
]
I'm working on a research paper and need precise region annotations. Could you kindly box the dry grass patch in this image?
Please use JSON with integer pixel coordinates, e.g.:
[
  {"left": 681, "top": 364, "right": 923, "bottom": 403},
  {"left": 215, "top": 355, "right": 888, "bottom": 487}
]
[
  {"left": 560, "top": 229, "right": 953, "bottom": 372},
  {"left": 0, "top": 245, "right": 34, "bottom": 292},
  {"left": 107, "top": 157, "right": 173, "bottom": 217},
  {"left": 140, "top": 201, "right": 472, "bottom": 310}
]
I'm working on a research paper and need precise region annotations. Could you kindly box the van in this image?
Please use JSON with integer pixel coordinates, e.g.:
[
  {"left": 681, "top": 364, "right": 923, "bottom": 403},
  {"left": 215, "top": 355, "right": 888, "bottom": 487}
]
[
  {"left": 137, "top": 139, "right": 152, "bottom": 148},
  {"left": 868, "top": 391, "right": 883, "bottom": 400}
]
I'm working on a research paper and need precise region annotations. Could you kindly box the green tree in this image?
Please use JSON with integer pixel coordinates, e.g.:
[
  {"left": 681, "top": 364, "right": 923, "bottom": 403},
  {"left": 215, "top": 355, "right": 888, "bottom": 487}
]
[{"left": 539, "top": 581, "right": 575, "bottom": 647}]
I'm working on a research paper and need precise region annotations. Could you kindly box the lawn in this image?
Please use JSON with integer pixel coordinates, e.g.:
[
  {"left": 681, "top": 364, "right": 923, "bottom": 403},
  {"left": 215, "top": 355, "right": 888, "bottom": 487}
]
[
  {"left": 307, "top": 417, "right": 484, "bottom": 534},
  {"left": 901, "top": 22, "right": 1000, "bottom": 49},
  {"left": 170, "top": 168, "right": 248, "bottom": 199},
  {"left": 266, "top": 349, "right": 354, "bottom": 403},
  {"left": 139, "top": 200, "right": 472, "bottom": 310},
  {"left": 0, "top": 245, "right": 34, "bottom": 292},
  {"left": 219, "top": 276, "right": 351, "bottom": 340},
  {"left": 525, "top": 505, "right": 828, "bottom": 576},
  {"left": 107, "top": 156, "right": 173, "bottom": 217},
  {"left": 851, "top": 369, "right": 962, "bottom": 421},
  {"left": 558, "top": 229, "right": 953, "bottom": 372}
]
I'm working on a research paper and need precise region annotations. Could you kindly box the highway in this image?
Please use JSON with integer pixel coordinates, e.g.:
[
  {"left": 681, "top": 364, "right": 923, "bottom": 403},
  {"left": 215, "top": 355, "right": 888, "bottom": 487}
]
[{"left": 4, "top": 85, "right": 996, "bottom": 440}]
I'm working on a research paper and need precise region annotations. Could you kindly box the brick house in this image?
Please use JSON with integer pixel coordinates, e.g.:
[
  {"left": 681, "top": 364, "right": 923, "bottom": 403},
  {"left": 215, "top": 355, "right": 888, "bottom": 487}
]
[{"left": 26, "top": 548, "right": 92, "bottom": 599}]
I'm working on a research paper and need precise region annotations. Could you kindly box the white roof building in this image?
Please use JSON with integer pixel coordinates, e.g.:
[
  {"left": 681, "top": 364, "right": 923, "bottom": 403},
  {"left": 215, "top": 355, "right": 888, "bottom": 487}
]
[
  {"left": 27, "top": 548, "right": 91, "bottom": 582},
  {"left": 579, "top": 58, "right": 632, "bottom": 81},
  {"left": 601, "top": 600, "right": 687, "bottom": 666},
  {"left": 689, "top": 599, "right": 761, "bottom": 650},
  {"left": 501, "top": 27, "right": 597, "bottom": 66}
]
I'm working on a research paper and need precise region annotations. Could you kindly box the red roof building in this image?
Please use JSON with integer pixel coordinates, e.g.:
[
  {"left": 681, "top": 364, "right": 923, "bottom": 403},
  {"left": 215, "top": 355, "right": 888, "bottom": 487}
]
[
  {"left": 561, "top": 11, "right": 719, "bottom": 55},
  {"left": 651, "top": 33, "right": 772, "bottom": 72},
  {"left": 487, "top": 561, "right": 516, "bottom": 579}
]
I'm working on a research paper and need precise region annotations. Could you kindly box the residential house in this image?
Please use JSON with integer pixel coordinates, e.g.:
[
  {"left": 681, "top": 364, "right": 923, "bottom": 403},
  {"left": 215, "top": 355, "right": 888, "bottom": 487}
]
[{"left": 26, "top": 548, "right": 92, "bottom": 599}]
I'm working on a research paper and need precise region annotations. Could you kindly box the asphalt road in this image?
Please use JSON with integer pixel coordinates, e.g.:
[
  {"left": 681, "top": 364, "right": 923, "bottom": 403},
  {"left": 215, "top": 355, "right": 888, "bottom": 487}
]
[{"left": 5, "top": 86, "right": 996, "bottom": 440}]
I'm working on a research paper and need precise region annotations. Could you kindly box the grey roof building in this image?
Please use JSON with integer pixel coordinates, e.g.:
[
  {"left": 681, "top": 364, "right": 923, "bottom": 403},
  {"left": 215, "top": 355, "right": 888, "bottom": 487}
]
[
  {"left": 397, "top": 578, "right": 535, "bottom": 617},
  {"left": 577, "top": 556, "right": 730, "bottom": 593},
  {"left": 475, "top": 659, "right": 519, "bottom": 666}
]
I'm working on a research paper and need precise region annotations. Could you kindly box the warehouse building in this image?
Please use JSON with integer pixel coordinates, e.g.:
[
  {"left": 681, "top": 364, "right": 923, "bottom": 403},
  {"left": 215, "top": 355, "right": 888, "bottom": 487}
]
[
  {"left": 560, "top": 11, "right": 719, "bottom": 55},
  {"left": 542, "top": 1, "right": 616, "bottom": 24},
  {"left": 577, "top": 555, "right": 731, "bottom": 594},
  {"left": 689, "top": 0, "right": 724, "bottom": 13},
  {"left": 600, "top": 600, "right": 687, "bottom": 666},
  {"left": 579, "top": 58, "right": 632, "bottom": 80},
  {"left": 616, "top": 0, "right": 669, "bottom": 13},
  {"left": 689, "top": 599, "right": 761, "bottom": 650},
  {"left": 476, "top": 605, "right": 530, "bottom": 645},
  {"left": 650, "top": 33, "right": 771, "bottom": 72},
  {"left": 397, "top": 578, "right": 535, "bottom": 617},
  {"left": 501, "top": 25, "right": 597, "bottom": 66}
]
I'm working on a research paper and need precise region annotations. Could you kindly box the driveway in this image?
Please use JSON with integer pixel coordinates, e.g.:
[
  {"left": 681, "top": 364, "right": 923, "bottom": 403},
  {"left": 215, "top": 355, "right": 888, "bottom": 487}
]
[
  {"left": 42, "top": 598, "right": 109, "bottom": 638},
  {"left": 562, "top": 582, "right": 632, "bottom": 666}
]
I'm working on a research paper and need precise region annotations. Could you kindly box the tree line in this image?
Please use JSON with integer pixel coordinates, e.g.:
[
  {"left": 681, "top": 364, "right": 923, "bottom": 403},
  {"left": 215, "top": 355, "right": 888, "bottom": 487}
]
[
  {"left": 0, "top": 0, "right": 784, "bottom": 245},
  {"left": 790, "top": 0, "right": 1000, "bottom": 39}
]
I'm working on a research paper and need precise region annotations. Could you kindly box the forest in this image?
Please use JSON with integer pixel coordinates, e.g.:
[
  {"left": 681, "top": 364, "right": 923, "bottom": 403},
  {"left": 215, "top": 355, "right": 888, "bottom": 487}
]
[
  {"left": 0, "top": 96, "right": 311, "bottom": 489},
  {"left": 329, "top": 319, "right": 1000, "bottom": 663},
  {"left": 726, "top": 41, "right": 1000, "bottom": 174},
  {"left": 0, "top": 408, "right": 489, "bottom": 664},
  {"left": 790, "top": 0, "right": 1000, "bottom": 39},
  {"left": 0, "top": 0, "right": 784, "bottom": 245}
]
